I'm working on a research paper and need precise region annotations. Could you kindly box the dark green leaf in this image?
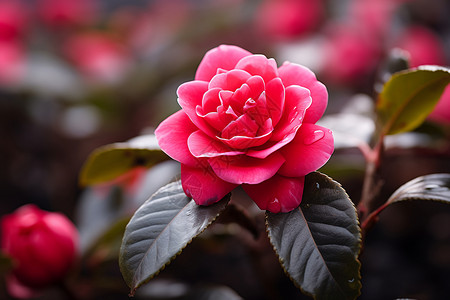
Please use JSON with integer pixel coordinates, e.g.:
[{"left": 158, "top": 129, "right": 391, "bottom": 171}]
[
  {"left": 80, "top": 134, "right": 169, "bottom": 186},
  {"left": 0, "top": 252, "right": 14, "bottom": 275},
  {"left": 376, "top": 66, "right": 450, "bottom": 135},
  {"left": 386, "top": 173, "right": 450, "bottom": 206},
  {"left": 266, "top": 172, "right": 361, "bottom": 300},
  {"left": 119, "top": 180, "right": 230, "bottom": 295}
]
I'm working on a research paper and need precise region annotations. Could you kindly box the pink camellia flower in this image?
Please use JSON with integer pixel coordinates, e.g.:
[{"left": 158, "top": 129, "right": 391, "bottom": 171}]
[
  {"left": 395, "top": 26, "right": 446, "bottom": 68},
  {"left": 1, "top": 205, "right": 79, "bottom": 298},
  {"left": 254, "top": 0, "right": 324, "bottom": 40},
  {"left": 37, "top": 0, "right": 97, "bottom": 29},
  {"left": 63, "top": 32, "right": 131, "bottom": 84},
  {"left": 155, "top": 45, "right": 333, "bottom": 213},
  {"left": 0, "top": 0, "right": 28, "bottom": 42},
  {"left": 322, "top": 23, "right": 380, "bottom": 84}
]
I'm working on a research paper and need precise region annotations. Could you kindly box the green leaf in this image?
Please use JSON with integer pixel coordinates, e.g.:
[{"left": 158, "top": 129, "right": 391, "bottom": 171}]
[
  {"left": 266, "top": 172, "right": 361, "bottom": 300},
  {"left": 376, "top": 65, "right": 450, "bottom": 136},
  {"left": 83, "top": 217, "right": 130, "bottom": 262},
  {"left": 386, "top": 173, "right": 450, "bottom": 206},
  {"left": 119, "top": 180, "right": 230, "bottom": 295},
  {"left": 80, "top": 134, "right": 169, "bottom": 186}
]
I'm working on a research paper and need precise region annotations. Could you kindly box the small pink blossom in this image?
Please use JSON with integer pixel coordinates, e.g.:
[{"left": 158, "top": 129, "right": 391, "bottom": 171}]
[
  {"left": 155, "top": 45, "right": 333, "bottom": 213},
  {"left": 63, "top": 32, "right": 131, "bottom": 84},
  {"left": 322, "top": 24, "right": 380, "bottom": 84},
  {"left": 1, "top": 205, "right": 79, "bottom": 298},
  {"left": 37, "top": 0, "right": 98, "bottom": 28},
  {"left": 395, "top": 26, "right": 446, "bottom": 68},
  {"left": 254, "top": 0, "right": 324, "bottom": 40}
]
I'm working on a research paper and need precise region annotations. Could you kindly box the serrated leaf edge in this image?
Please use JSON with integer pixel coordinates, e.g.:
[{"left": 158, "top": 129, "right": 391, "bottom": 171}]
[{"left": 265, "top": 172, "right": 362, "bottom": 300}]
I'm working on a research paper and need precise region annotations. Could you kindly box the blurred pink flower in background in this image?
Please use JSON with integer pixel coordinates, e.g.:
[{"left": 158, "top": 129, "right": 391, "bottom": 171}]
[
  {"left": 0, "top": 41, "right": 25, "bottom": 84},
  {"left": 254, "top": 0, "right": 324, "bottom": 40},
  {"left": 349, "top": 0, "right": 405, "bottom": 38},
  {"left": 63, "top": 32, "right": 131, "bottom": 84},
  {"left": 429, "top": 84, "right": 450, "bottom": 125},
  {"left": 0, "top": 0, "right": 28, "bottom": 42},
  {"left": 395, "top": 26, "right": 446, "bottom": 68},
  {"left": 322, "top": 24, "right": 380, "bottom": 84},
  {"left": 38, "top": 0, "right": 98, "bottom": 29},
  {"left": 1, "top": 205, "right": 79, "bottom": 298}
]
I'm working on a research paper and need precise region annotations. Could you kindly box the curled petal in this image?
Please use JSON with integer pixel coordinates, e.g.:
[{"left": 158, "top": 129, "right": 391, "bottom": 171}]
[
  {"left": 278, "top": 123, "right": 334, "bottom": 177},
  {"left": 278, "top": 62, "right": 328, "bottom": 123},
  {"left": 208, "top": 69, "right": 251, "bottom": 91},
  {"left": 187, "top": 130, "right": 245, "bottom": 158},
  {"left": 243, "top": 174, "right": 305, "bottom": 213},
  {"left": 195, "top": 45, "right": 252, "bottom": 81},
  {"left": 235, "top": 55, "right": 279, "bottom": 83},
  {"left": 177, "top": 81, "right": 216, "bottom": 137},
  {"left": 271, "top": 85, "right": 311, "bottom": 141},
  {"left": 155, "top": 110, "right": 198, "bottom": 167},
  {"left": 181, "top": 163, "right": 238, "bottom": 206},
  {"left": 208, "top": 152, "right": 285, "bottom": 184},
  {"left": 265, "top": 78, "right": 285, "bottom": 125}
]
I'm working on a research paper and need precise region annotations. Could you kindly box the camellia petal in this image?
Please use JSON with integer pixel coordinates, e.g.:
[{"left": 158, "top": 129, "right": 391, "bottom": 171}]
[
  {"left": 278, "top": 62, "right": 328, "bottom": 124},
  {"left": 242, "top": 174, "right": 305, "bottom": 213},
  {"left": 270, "top": 85, "right": 312, "bottom": 141},
  {"left": 181, "top": 163, "right": 238, "bottom": 206},
  {"left": 187, "top": 130, "right": 245, "bottom": 158},
  {"left": 235, "top": 54, "right": 278, "bottom": 83},
  {"left": 278, "top": 123, "right": 334, "bottom": 177},
  {"left": 208, "top": 152, "right": 285, "bottom": 184},
  {"left": 155, "top": 110, "right": 199, "bottom": 167},
  {"left": 195, "top": 45, "right": 252, "bottom": 82},
  {"left": 177, "top": 81, "right": 217, "bottom": 137},
  {"left": 208, "top": 69, "right": 251, "bottom": 91},
  {"left": 265, "top": 77, "right": 285, "bottom": 126}
]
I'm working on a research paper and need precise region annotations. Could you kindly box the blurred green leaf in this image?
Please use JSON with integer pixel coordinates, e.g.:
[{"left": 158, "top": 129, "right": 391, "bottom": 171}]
[
  {"left": 119, "top": 180, "right": 230, "bottom": 295},
  {"left": 84, "top": 216, "right": 131, "bottom": 263},
  {"left": 266, "top": 172, "right": 361, "bottom": 300},
  {"left": 376, "top": 66, "right": 450, "bottom": 136},
  {"left": 80, "top": 134, "right": 169, "bottom": 186},
  {"left": 385, "top": 173, "right": 450, "bottom": 206}
]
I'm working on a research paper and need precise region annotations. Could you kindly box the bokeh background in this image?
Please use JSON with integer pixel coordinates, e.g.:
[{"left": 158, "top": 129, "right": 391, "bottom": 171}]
[{"left": 1, "top": 0, "right": 449, "bottom": 299}]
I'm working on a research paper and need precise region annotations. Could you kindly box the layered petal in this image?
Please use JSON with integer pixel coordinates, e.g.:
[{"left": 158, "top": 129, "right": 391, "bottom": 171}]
[
  {"left": 181, "top": 163, "right": 238, "bottom": 206},
  {"left": 243, "top": 174, "right": 305, "bottom": 213},
  {"left": 278, "top": 62, "right": 328, "bottom": 123},
  {"left": 246, "top": 85, "right": 311, "bottom": 159},
  {"left": 208, "top": 152, "right": 285, "bottom": 184},
  {"left": 270, "top": 85, "right": 312, "bottom": 141},
  {"left": 235, "top": 54, "right": 279, "bottom": 83},
  {"left": 278, "top": 123, "right": 334, "bottom": 177},
  {"left": 177, "top": 81, "right": 217, "bottom": 137},
  {"left": 195, "top": 45, "right": 252, "bottom": 81},
  {"left": 187, "top": 130, "right": 245, "bottom": 158},
  {"left": 155, "top": 110, "right": 198, "bottom": 167}
]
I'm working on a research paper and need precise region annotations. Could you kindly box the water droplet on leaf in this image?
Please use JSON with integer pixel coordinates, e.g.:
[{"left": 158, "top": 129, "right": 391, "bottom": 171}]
[
  {"left": 315, "top": 182, "right": 320, "bottom": 189},
  {"left": 303, "top": 130, "right": 325, "bottom": 145}
]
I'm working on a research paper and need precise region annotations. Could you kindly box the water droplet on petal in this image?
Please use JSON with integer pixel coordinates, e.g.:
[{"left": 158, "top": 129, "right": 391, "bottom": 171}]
[
  {"left": 303, "top": 130, "right": 325, "bottom": 145},
  {"left": 268, "top": 198, "right": 281, "bottom": 213}
]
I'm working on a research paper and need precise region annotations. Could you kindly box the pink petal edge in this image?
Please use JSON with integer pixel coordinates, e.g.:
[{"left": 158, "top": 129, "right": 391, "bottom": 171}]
[{"left": 242, "top": 174, "right": 305, "bottom": 213}]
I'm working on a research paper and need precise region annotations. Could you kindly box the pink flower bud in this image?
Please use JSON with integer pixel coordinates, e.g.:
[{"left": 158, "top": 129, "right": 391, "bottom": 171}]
[{"left": 1, "top": 205, "right": 79, "bottom": 296}]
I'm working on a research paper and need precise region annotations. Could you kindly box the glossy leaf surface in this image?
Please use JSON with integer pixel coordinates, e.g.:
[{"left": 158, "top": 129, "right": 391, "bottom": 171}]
[
  {"left": 386, "top": 173, "right": 450, "bottom": 206},
  {"left": 377, "top": 66, "right": 450, "bottom": 135},
  {"left": 266, "top": 172, "right": 361, "bottom": 300},
  {"left": 80, "top": 134, "right": 169, "bottom": 186},
  {"left": 119, "top": 180, "right": 230, "bottom": 295}
]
